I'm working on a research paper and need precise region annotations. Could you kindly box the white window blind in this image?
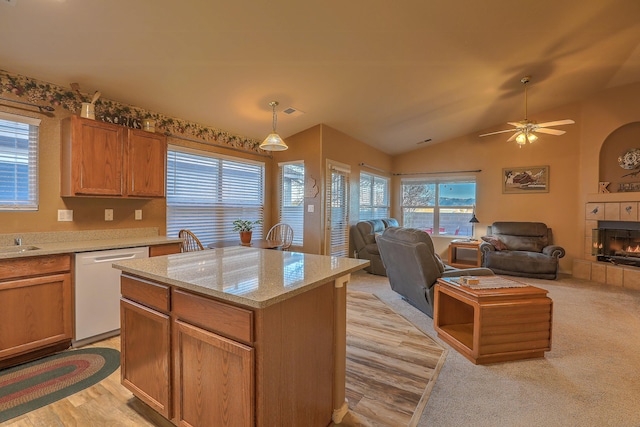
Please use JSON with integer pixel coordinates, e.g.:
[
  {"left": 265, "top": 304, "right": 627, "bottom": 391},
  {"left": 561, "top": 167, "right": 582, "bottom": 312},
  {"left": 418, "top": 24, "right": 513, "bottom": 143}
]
[
  {"left": 166, "top": 147, "right": 265, "bottom": 245},
  {"left": 326, "top": 163, "right": 350, "bottom": 257},
  {"left": 359, "top": 172, "right": 389, "bottom": 220},
  {"left": 279, "top": 162, "right": 304, "bottom": 246},
  {"left": 0, "top": 112, "right": 39, "bottom": 211}
]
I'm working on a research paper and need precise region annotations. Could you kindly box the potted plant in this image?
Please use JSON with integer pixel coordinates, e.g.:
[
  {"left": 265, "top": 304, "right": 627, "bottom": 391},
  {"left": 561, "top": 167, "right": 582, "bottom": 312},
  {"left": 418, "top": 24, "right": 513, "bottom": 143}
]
[{"left": 233, "top": 219, "right": 262, "bottom": 245}]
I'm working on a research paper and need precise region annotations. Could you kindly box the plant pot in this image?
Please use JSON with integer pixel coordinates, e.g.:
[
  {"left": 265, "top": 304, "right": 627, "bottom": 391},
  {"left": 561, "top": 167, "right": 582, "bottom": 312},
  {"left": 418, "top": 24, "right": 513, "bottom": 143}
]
[{"left": 239, "top": 231, "right": 252, "bottom": 246}]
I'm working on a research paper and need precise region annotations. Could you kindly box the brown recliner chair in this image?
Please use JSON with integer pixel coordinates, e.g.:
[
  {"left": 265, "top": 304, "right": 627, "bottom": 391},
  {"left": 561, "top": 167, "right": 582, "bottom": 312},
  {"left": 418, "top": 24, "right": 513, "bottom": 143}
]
[
  {"left": 350, "top": 218, "right": 398, "bottom": 275},
  {"left": 378, "top": 227, "right": 493, "bottom": 318},
  {"left": 480, "top": 222, "right": 565, "bottom": 279}
]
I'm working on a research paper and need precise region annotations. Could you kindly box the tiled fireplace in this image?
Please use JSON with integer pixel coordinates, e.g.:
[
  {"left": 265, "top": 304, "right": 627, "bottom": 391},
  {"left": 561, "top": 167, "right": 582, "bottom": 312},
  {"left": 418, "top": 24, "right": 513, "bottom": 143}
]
[{"left": 574, "top": 201, "right": 640, "bottom": 290}]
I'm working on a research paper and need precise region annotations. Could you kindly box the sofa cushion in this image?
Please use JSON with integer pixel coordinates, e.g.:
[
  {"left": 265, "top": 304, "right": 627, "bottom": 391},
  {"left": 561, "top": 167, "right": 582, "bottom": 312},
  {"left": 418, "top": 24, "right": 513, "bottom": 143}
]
[
  {"left": 481, "top": 235, "right": 507, "bottom": 251},
  {"left": 485, "top": 250, "right": 557, "bottom": 274},
  {"left": 491, "top": 221, "right": 549, "bottom": 252},
  {"left": 365, "top": 243, "right": 380, "bottom": 255},
  {"left": 434, "top": 253, "right": 446, "bottom": 273}
]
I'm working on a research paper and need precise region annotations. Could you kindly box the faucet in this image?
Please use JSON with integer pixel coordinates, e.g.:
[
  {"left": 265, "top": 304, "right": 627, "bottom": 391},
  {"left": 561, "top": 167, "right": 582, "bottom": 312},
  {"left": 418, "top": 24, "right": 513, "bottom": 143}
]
[{"left": 15, "top": 237, "right": 22, "bottom": 246}]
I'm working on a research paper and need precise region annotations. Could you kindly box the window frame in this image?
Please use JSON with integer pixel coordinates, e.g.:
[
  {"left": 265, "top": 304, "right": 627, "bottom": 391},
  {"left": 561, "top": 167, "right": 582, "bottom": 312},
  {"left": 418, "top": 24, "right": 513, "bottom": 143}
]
[
  {"left": 0, "top": 112, "right": 40, "bottom": 211},
  {"left": 166, "top": 145, "right": 265, "bottom": 245},
  {"left": 400, "top": 176, "right": 476, "bottom": 237},
  {"left": 359, "top": 171, "right": 390, "bottom": 220}
]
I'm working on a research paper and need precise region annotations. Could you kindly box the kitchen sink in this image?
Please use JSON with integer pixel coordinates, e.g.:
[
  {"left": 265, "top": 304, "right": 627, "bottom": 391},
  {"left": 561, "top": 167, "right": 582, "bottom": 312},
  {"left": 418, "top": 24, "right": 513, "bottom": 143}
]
[{"left": 0, "top": 245, "right": 41, "bottom": 254}]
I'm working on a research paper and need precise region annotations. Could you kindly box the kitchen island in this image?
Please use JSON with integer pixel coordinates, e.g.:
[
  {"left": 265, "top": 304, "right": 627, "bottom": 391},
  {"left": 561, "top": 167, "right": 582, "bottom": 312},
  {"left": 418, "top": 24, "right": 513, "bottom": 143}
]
[{"left": 113, "top": 246, "right": 369, "bottom": 427}]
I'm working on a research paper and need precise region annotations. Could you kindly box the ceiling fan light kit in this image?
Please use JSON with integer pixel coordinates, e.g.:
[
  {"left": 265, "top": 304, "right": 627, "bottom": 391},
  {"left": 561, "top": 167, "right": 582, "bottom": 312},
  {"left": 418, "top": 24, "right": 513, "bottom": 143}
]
[{"left": 480, "top": 76, "right": 575, "bottom": 147}]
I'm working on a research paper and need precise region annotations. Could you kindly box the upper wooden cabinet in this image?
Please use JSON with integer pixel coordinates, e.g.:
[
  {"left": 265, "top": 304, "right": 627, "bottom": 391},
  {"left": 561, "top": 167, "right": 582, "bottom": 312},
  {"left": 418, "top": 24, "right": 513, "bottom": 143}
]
[
  {"left": 61, "top": 116, "right": 166, "bottom": 198},
  {"left": 126, "top": 128, "right": 166, "bottom": 197}
]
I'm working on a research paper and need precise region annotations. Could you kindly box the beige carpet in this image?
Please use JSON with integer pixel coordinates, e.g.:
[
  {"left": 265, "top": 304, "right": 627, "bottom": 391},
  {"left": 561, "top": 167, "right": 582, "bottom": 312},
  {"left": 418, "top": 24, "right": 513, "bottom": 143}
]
[
  {"left": 348, "top": 271, "right": 640, "bottom": 427},
  {"left": 336, "top": 291, "right": 447, "bottom": 427}
]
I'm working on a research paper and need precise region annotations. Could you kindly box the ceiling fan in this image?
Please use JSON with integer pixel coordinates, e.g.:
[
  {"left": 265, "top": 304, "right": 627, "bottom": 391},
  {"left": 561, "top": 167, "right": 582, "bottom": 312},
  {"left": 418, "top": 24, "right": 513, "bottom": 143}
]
[{"left": 479, "top": 76, "right": 575, "bottom": 146}]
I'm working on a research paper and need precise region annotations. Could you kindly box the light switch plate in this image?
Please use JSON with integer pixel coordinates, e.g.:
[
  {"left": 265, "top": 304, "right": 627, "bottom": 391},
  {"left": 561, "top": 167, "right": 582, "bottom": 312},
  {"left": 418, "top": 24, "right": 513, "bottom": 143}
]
[
  {"left": 105, "top": 209, "right": 114, "bottom": 221},
  {"left": 307, "top": 204, "right": 315, "bottom": 213},
  {"left": 57, "top": 209, "right": 73, "bottom": 222},
  {"left": 135, "top": 209, "right": 142, "bottom": 220}
]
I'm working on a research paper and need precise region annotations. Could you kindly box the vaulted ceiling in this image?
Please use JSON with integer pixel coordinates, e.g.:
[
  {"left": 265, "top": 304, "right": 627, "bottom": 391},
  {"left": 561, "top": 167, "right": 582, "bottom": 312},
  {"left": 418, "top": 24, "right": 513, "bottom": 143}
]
[{"left": 2, "top": 0, "right": 640, "bottom": 154}]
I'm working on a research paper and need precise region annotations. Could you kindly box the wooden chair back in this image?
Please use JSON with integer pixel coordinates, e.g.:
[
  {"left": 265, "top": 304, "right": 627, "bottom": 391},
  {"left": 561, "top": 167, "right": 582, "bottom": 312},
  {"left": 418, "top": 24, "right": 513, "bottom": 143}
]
[
  {"left": 266, "top": 223, "right": 294, "bottom": 250},
  {"left": 178, "top": 229, "right": 204, "bottom": 252}
]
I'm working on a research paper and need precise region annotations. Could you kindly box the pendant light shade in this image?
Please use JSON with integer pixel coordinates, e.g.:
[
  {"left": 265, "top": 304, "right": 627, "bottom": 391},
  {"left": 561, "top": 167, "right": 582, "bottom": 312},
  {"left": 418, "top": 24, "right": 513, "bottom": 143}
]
[{"left": 259, "top": 101, "right": 288, "bottom": 151}]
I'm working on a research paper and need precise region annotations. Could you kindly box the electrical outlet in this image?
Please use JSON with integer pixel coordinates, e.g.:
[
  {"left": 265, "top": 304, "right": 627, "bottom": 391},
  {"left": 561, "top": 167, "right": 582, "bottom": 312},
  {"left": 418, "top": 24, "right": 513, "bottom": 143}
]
[
  {"left": 105, "top": 209, "right": 114, "bottom": 221},
  {"left": 135, "top": 209, "right": 142, "bottom": 220},
  {"left": 57, "top": 209, "right": 73, "bottom": 222}
]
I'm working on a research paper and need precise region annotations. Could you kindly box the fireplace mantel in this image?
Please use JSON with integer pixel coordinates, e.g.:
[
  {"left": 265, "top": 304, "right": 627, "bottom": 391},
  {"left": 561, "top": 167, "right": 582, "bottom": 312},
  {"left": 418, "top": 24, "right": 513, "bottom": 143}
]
[{"left": 586, "top": 193, "right": 640, "bottom": 203}]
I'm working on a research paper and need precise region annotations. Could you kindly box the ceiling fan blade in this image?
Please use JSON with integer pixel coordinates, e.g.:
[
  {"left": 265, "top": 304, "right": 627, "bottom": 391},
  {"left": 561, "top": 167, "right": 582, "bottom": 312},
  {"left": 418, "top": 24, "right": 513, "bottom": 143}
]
[
  {"left": 507, "top": 131, "right": 521, "bottom": 142},
  {"left": 535, "top": 128, "right": 566, "bottom": 136},
  {"left": 507, "top": 122, "right": 523, "bottom": 127},
  {"left": 537, "top": 119, "right": 575, "bottom": 128},
  {"left": 479, "top": 129, "right": 519, "bottom": 137}
]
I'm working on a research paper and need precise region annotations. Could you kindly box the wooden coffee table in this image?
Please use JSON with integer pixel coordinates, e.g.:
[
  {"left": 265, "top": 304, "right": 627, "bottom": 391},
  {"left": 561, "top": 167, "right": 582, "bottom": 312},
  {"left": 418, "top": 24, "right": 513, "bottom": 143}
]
[{"left": 434, "top": 276, "right": 553, "bottom": 364}]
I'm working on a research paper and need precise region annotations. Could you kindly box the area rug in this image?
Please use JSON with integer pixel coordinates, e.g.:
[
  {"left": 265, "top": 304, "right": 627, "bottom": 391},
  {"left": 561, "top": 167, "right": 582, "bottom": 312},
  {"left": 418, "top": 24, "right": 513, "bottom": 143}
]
[
  {"left": 0, "top": 348, "right": 120, "bottom": 423},
  {"left": 342, "top": 291, "right": 447, "bottom": 427}
]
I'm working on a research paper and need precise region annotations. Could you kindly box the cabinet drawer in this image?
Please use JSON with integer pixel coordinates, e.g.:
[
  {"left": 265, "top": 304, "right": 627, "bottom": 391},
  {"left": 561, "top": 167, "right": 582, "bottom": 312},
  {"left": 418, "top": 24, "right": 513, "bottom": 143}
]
[
  {"left": 173, "top": 289, "right": 253, "bottom": 344},
  {"left": 121, "top": 275, "right": 170, "bottom": 313},
  {"left": 0, "top": 254, "right": 71, "bottom": 282}
]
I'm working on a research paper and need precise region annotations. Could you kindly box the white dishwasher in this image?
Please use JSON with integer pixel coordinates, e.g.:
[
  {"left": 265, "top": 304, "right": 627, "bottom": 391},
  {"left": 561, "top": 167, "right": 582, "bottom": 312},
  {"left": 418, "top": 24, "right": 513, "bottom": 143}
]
[{"left": 74, "top": 246, "right": 149, "bottom": 346}]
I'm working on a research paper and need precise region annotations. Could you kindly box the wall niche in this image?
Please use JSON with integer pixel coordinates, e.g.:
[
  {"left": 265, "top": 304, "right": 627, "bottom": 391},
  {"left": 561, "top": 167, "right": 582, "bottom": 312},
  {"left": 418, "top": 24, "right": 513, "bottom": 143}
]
[{"left": 599, "top": 122, "right": 640, "bottom": 193}]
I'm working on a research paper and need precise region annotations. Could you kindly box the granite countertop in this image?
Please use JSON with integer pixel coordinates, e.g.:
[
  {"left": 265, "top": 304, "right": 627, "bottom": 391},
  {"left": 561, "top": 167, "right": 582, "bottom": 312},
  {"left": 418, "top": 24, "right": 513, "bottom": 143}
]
[
  {"left": 0, "top": 228, "right": 182, "bottom": 260},
  {"left": 114, "top": 246, "right": 370, "bottom": 309}
]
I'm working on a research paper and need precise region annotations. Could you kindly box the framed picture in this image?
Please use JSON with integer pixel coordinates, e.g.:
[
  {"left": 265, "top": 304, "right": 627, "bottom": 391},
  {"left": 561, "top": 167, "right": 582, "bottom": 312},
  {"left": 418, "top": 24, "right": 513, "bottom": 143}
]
[{"left": 502, "top": 166, "right": 549, "bottom": 194}]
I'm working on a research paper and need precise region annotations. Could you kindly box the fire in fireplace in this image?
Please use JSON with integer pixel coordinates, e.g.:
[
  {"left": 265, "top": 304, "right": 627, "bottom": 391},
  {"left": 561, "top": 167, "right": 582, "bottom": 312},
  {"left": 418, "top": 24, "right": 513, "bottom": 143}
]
[{"left": 593, "top": 221, "right": 640, "bottom": 267}]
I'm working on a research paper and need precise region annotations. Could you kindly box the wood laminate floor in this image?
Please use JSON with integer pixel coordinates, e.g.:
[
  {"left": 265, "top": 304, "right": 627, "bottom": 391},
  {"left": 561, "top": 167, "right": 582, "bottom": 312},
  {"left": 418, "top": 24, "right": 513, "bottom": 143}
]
[
  {"left": 339, "top": 291, "right": 446, "bottom": 427},
  {"left": 2, "top": 291, "right": 446, "bottom": 427}
]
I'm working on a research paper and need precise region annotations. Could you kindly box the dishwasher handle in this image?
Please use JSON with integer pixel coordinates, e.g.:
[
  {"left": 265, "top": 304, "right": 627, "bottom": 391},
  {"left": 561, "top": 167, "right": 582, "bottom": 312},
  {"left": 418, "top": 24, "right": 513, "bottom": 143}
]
[{"left": 92, "top": 253, "right": 140, "bottom": 263}]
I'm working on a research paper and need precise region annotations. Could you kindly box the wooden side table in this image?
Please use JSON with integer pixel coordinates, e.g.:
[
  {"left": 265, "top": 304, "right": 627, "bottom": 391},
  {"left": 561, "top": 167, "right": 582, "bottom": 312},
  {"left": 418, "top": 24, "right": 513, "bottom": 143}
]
[
  {"left": 448, "top": 239, "right": 482, "bottom": 268},
  {"left": 434, "top": 277, "right": 553, "bottom": 364}
]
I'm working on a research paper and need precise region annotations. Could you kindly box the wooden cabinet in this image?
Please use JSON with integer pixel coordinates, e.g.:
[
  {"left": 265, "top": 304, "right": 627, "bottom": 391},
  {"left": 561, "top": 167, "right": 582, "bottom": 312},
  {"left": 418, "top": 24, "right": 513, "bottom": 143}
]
[
  {"left": 0, "top": 254, "right": 72, "bottom": 368},
  {"left": 126, "top": 128, "right": 166, "bottom": 197},
  {"left": 120, "top": 275, "right": 171, "bottom": 417},
  {"left": 149, "top": 243, "right": 181, "bottom": 257},
  {"left": 174, "top": 320, "right": 254, "bottom": 427},
  {"left": 120, "top": 273, "right": 335, "bottom": 427},
  {"left": 61, "top": 115, "right": 166, "bottom": 198},
  {"left": 120, "top": 299, "right": 171, "bottom": 417}
]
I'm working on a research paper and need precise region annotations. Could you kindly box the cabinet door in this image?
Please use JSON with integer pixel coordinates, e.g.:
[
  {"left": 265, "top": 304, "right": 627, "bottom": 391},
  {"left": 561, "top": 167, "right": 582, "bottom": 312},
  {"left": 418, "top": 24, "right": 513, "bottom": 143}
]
[
  {"left": 126, "top": 129, "right": 166, "bottom": 197},
  {"left": 120, "top": 299, "right": 171, "bottom": 418},
  {"left": 174, "top": 320, "right": 254, "bottom": 427},
  {"left": 0, "top": 273, "right": 72, "bottom": 360},
  {"left": 72, "top": 117, "right": 125, "bottom": 196}
]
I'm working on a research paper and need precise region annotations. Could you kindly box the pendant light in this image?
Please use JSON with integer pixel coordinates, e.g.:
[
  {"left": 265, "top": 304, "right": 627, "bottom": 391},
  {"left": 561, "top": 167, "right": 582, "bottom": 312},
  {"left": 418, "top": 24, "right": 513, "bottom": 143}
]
[{"left": 259, "top": 101, "right": 288, "bottom": 151}]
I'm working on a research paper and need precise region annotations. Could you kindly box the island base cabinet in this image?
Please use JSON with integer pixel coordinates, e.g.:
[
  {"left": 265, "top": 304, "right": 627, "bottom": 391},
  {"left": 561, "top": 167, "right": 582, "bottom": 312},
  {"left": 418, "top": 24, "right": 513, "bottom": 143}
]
[
  {"left": 174, "top": 320, "right": 254, "bottom": 427},
  {"left": 120, "top": 299, "right": 171, "bottom": 418}
]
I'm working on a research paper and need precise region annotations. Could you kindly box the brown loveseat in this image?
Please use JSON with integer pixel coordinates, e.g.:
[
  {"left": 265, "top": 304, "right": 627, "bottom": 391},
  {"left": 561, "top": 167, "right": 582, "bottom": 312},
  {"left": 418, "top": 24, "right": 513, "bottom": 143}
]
[
  {"left": 480, "top": 221, "right": 565, "bottom": 279},
  {"left": 350, "top": 218, "right": 399, "bottom": 275}
]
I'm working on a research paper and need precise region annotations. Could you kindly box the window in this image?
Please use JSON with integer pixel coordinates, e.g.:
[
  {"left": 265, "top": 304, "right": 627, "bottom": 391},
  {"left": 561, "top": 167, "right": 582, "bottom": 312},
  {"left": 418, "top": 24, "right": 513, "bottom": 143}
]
[
  {"left": 359, "top": 172, "right": 389, "bottom": 220},
  {"left": 166, "top": 147, "right": 265, "bottom": 245},
  {"left": 279, "top": 162, "right": 304, "bottom": 246},
  {"left": 0, "top": 112, "right": 39, "bottom": 211},
  {"left": 401, "top": 178, "right": 476, "bottom": 237}
]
